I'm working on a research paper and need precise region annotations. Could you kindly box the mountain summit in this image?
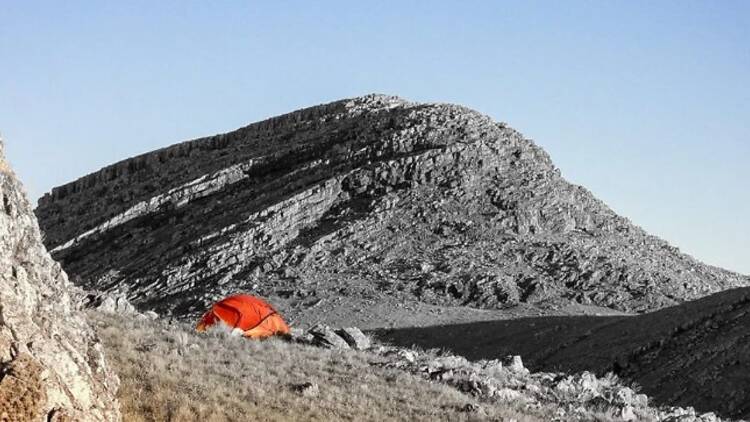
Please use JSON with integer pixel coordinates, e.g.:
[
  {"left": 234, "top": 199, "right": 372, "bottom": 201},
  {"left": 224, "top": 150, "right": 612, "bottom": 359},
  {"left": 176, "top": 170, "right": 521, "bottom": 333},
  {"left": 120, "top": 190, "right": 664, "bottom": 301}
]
[{"left": 35, "top": 95, "right": 747, "bottom": 322}]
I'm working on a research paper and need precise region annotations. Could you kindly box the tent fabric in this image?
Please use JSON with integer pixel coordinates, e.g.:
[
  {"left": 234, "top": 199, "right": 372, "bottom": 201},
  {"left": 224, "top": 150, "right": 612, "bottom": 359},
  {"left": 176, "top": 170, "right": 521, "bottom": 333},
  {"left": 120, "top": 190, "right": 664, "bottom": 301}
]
[
  {"left": 244, "top": 313, "right": 291, "bottom": 339},
  {"left": 196, "top": 293, "right": 290, "bottom": 338}
]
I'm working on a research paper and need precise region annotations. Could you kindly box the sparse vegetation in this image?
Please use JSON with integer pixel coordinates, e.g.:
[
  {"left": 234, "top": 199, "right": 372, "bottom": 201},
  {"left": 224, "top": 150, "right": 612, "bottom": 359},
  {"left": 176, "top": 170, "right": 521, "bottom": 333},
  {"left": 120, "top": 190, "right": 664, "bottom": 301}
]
[
  {"left": 89, "top": 309, "right": 726, "bottom": 421},
  {"left": 89, "top": 311, "right": 544, "bottom": 422}
]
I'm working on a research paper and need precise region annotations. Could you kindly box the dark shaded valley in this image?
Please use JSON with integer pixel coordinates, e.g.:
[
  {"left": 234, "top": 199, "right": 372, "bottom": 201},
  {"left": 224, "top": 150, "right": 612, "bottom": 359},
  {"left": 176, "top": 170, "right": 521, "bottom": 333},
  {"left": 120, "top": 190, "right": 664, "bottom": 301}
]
[{"left": 377, "top": 287, "right": 750, "bottom": 418}]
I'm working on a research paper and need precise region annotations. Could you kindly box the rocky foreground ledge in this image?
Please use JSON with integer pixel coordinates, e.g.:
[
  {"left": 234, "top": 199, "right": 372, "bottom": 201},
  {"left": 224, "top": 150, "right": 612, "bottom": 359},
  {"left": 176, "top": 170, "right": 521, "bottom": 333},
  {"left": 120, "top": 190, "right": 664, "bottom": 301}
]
[{"left": 0, "top": 140, "right": 121, "bottom": 421}]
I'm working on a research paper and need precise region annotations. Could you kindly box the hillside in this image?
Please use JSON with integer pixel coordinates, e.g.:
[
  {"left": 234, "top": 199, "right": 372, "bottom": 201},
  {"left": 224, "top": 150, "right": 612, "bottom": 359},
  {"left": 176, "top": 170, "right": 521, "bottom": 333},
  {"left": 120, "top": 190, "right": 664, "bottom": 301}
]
[
  {"left": 0, "top": 140, "right": 120, "bottom": 421},
  {"left": 88, "top": 308, "right": 728, "bottom": 422},
  {"left": 378, "top": 287, "right": 750, "bottom": 419},
  {"left": 35, "top": 95, "right": 747, "bottom": 324},
  {"left": 87, "top": 311, "right": 539, "bottom": 422}
]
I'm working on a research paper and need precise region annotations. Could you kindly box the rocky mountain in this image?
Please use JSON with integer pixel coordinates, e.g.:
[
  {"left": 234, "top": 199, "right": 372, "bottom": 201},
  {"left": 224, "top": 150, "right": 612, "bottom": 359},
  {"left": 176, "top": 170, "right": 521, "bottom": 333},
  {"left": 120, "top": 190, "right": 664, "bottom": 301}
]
[
  {"left": 0, "top": 140, "right": 120, "bottom": 421},
  {"left": 378, "top": 286, "right": 750, "bottom": 419},
  {"left": 35, "top": 95, "right": 747, "bottom": 323}
]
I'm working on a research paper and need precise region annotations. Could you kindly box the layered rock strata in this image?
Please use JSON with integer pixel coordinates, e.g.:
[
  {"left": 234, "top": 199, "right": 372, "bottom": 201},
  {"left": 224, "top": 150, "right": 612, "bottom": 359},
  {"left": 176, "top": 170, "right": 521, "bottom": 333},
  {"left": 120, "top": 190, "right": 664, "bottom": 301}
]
[{"left": 36, "top": 95, "right": 747, "bottom": 318}]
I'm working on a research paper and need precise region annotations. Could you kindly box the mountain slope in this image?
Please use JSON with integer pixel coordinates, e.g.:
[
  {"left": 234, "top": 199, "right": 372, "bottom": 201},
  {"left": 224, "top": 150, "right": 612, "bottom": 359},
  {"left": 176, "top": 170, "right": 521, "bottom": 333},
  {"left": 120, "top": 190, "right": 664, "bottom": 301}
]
[
  {"left": 90, "top": 308, "right": 729, "bottom": 422},
  {"left": 88, "top": 311, "right": 544, "bottom": 422},
  {"left": 35, "top": 95, "right": 747, "bottom": 321},
  {"left": 0, "top": 140, "right": 120, "bottom": 421},
  {"left": 377, "top": 287, "right": 750, "bottom": 418}
]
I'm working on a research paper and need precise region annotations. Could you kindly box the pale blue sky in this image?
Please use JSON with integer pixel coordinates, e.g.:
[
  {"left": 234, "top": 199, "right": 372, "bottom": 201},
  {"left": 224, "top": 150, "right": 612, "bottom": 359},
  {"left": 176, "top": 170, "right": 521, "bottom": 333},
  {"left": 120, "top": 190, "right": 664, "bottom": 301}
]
[{"left": 1, "top": 1, "right": 747, "bottom": 274}]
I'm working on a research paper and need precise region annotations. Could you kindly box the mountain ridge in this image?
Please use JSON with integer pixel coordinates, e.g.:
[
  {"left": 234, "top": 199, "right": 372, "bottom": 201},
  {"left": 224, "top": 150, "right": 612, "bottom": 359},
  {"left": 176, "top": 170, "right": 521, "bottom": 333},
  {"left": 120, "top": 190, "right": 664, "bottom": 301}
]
[{"left": 35, "top": 95, "right": 748, "bottom": 323}]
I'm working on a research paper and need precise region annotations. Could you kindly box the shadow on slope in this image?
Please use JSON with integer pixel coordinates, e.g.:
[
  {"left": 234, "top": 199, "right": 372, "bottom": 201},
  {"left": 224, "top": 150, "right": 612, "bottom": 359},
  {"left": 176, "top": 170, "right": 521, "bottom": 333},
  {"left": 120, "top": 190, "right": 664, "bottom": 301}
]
[{"left": 374, "top": 287, "right": 750, "bottom": 419}]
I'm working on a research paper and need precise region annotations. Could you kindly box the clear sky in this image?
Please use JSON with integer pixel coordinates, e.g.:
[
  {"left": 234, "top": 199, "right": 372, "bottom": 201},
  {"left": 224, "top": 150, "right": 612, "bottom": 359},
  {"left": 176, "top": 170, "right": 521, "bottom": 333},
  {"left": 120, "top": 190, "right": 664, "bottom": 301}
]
[{"left": 1, "top": 1, "right": 748, "bottom": 274}]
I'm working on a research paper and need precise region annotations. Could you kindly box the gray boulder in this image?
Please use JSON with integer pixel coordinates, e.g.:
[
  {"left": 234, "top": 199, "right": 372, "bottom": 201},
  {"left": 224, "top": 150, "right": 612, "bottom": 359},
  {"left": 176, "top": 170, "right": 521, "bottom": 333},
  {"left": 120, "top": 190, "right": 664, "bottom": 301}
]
[
  {"left": 502, "top": 355, "right": 528, "bottom": 374},
  {"left": 336, "top": 327, "right": 371, "bottom": 350},
  {"left": 309, "top": 325, "right": 350, "bottom": 349}
]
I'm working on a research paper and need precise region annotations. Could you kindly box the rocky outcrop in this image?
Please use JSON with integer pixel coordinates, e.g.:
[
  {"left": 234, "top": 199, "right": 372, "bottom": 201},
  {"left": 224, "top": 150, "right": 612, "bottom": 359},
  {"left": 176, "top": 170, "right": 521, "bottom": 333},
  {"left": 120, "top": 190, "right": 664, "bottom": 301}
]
[
  {"left": 35, "top": 95, "right": 747, "bottom": 320},
  {"left": 289, "top": 321, "right": 726, "bottom": 422},
  {"left": 293, "top": 325, "right": 371, "bottom": 351},
  {"left": 0, "top": 140, "right": 121, "bottom": 421},
  {"left": 370, "top": 346, "right": 726, "bottom": 422}
]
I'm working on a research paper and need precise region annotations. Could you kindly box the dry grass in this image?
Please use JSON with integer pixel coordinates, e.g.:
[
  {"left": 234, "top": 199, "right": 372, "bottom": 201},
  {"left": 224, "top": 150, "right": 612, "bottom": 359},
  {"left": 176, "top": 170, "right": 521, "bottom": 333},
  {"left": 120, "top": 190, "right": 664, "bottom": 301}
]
[{"left": 88, "top": 312, "right": 542, "bottom": 422}]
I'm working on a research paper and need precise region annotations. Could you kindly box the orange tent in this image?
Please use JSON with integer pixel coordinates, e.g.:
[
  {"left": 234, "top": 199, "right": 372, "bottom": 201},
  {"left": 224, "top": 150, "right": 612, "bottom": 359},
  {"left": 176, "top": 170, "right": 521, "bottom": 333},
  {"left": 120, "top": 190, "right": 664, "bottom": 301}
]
[{"left": 196, "top": 293, "right": 290, "bottom": 339}]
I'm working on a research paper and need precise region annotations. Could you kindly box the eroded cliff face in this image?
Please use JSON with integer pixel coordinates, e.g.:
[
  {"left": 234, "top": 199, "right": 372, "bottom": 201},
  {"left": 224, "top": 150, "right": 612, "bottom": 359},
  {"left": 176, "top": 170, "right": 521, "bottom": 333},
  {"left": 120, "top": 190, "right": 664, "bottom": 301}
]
[
  {"left": 35, "top": 95, "right": 747, "bottom": 321},
  {"left": 0, "top": 141, "right": 120, "bottom": 421}
]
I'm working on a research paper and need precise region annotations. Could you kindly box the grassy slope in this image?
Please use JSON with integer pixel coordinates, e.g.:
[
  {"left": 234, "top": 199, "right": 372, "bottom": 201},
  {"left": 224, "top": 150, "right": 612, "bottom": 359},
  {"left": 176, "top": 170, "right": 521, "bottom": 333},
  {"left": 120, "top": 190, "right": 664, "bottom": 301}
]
[{"left": 88, "top": 311, "right": 546, "bottom": 422}]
